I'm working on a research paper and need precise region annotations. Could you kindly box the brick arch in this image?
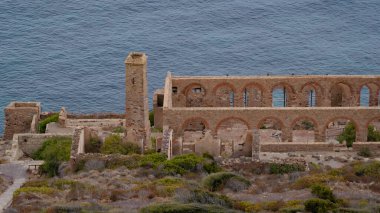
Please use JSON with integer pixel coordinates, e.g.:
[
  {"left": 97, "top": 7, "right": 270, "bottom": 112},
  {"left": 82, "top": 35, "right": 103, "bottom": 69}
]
[
  {"left": 329, "top": 82, "right": 354, "bottom": 107},
  {"left": 358, "top": 82, "right": 379, "bottom": 106},
  {"left": 182, "top": 117, "right": 210, "bottom": 132},
  {"left": 212, "top": 82, "right": 237, "bottom": 94},
  {"left": 257, "top": 116, "right": 284, "bottom": 130},
  {"left": 215, "top": 116, "right": 250, "bottom": 132},
  {"left": 182, "top": 83, "right": 207, "bottom": 96},
  {"left": 240, "top": 82, "right": 265, "bottom": 93},
  {"left": 323, "top": 116, "right": 359, "bottom": 142},
  {"left": 271, "top": 82, "right": 296, "bottom": 94},
  {"left": 291, "top": 116, "right": 319, "bottom": 130},
  {"left": 299, "top": 82, "right": 324, "bottom": 107},
  {"left": 365, "top": 116, "right": 380, "bottom": 129}
]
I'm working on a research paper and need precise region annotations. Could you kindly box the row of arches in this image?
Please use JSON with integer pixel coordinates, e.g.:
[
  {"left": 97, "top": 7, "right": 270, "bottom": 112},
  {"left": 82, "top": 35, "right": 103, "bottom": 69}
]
[{"left": 182, "top": 81, "right": 380, "bottom": 107}]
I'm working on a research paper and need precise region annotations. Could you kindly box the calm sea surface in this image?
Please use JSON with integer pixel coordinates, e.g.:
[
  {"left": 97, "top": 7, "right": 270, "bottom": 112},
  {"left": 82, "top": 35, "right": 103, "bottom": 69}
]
[{"left": 1, "top": 0, "right": 380, "bottom": 134}]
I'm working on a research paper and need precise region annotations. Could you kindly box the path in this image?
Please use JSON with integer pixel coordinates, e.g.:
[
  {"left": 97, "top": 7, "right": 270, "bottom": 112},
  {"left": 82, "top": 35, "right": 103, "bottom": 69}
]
[{"left": 0, "top": 162, "right": 28, "bottom": 212}]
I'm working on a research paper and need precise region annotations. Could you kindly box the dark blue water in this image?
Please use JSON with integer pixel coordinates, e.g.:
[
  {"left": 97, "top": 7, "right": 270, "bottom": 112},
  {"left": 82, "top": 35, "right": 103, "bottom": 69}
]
[{"left": 1, "top": 0, "right": 380, "bottom": 134}]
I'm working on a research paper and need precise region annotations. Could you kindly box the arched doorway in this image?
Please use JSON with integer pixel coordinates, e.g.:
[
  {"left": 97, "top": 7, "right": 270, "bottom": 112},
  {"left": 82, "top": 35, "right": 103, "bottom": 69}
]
[
  {"left": 258, "top": 117, "right": 284, "bottom": 142},
  {"left": 291, "top": 118, "right": 317, "bottom": 142}
]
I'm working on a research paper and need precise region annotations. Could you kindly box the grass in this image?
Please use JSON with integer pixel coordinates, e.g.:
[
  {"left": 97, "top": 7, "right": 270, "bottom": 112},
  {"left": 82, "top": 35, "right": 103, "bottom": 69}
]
[
  {"left": 32, "top": 136, "right": 72, "bottom": 177},
  {"left": 38, "top": 113, "right": 59, "bottom": 133},
  {"left": 140, "top": 202, "right": 240, "bottom": 213},
  {"left": 100, "top": 134, "right": 140, "bottom": 155},
  {"left": 14, "top": 186, "right": 57, "bottom": 197},
  {"left": 269, "top": 163, "right": 305, "bottom": 174}
]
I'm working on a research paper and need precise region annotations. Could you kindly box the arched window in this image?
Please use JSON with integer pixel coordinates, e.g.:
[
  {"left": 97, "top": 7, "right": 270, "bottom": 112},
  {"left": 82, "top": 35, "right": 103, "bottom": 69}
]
[
  {"left": 308, "top": 89, "right": 316, "bottom": 107},
  {"left": 229, "top": 91, "right": 234, "bottom": 107},
  {"left": 360, "top": 86, "right": 370, "bottom": 107},
  {"left": 243, "top": 88, "right": 248, "bottom": 107},
  {"left": 272, "top": 88, "right": 287, "bottom": 107}
]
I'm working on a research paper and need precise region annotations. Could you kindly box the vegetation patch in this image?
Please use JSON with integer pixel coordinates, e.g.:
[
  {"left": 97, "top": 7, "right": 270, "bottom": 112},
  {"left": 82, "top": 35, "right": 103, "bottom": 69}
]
[
  {"left": 14, "top": 186, "right": 57, "bottom": 197},
  {"left": 140, "top": 202, "right": 240, "bottom": 213},
  {"left": 38, "top": 113, "right": 59, "bottom": 133},
  {"left": 85, "top": 136, "right": 102, "bottom": 153},
  {"left": 32, "top": 136, "right": 72, "bottom": 177},
  {"left": 100, "top": 134, "right": 140, "bottom": 155},
  {"left": 139, "top": 153, "right": 167, "bottom": 168},
  {"left": 310, "top": 184, "right": 336, "bottom": 203},
  {"left": 163, "top": 154, "right": 204, "bottom": 175},
  {"left": 367, "top": 125, "right": 380, "bottom": 142},
  {"left": 337, "top": 122, "right": 356, "bottom": 147},
  {"left": 202, "top": 172, "right": 250, "bottom": 192},
  {"left": 269, "top": 163, "right": 305, "bottom": 174},
  {"left": 292, "top": 173, "right": 342, "bottom": 189},
  {"left": 304, "top": 198, "right": 337, "bottom": 213}
]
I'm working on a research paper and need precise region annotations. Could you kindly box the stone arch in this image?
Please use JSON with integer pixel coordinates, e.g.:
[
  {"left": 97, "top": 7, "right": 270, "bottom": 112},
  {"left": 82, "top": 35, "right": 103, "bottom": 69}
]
[
  {"left": 216, "top": 117, "right": 250, "bottom": 158},
  {"left": 183, "top": 83, "right": 207, "bottom": 107},
  {"left": 299, "top": 82, "right": 324, "bottom": 107},
  {"left": 358, "top": 82, "right": 379, "bottom": 106},
  {"left": 213, "top": 83, "right": 236, "bottom": 107},
  {"left": 330, "top": 82, "right": 354, "bottom": 107},
  {"left": 181, "top": 117, "right": 210, "bottom": 146},
  {"left": 324, "top": 117, "right": 358, "bottom": 143},
  {"left": 241, "top": 82, "right": 264, "bottom": 107},
  {"left": 290, "top": 117, "right": 319, "bottom": 142},
  {"left": 271, "top": 83, "right": 296, "bottom": 107},
  {"left": 257, "top": 117, "right": 286, "bottom": 142}
]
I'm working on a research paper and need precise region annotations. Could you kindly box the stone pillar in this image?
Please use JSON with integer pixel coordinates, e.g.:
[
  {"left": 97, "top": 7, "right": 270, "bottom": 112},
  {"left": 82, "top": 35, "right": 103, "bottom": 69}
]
[
  {"left": 125, "top": 52, "right": 151, "bottom": 148},
  {"left": 252, "top": 129, "right": 260, "bottom": 161}
]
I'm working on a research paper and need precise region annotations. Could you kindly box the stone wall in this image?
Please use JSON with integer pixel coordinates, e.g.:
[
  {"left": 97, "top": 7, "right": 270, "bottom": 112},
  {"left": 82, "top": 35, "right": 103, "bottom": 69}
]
[
  {"left": 65, "top": 119, "right": 124, "bottom": 129},
  {"left": 153, "top": 89, "right": 164, "bottom": 129},
  {"left": 15, "top": 133, "right": 72, "bottom": 157},
  {"left": 169, "top": 75, "right": 380, "bottom": 108},
  {"left": 3, "top": 102, "right": 41, "bottom": 140}
]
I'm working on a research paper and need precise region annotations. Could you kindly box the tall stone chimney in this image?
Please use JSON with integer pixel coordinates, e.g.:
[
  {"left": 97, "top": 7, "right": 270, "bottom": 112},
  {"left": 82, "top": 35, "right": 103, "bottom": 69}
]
[{"left": 124, "top": 52, "right": 150, "bottom": 148}]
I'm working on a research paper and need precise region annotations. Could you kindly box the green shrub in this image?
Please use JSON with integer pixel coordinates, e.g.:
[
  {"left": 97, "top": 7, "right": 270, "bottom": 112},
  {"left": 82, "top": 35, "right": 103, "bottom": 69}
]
[
  {"left": 38, "top": 113, "right": 59, "bottom": 133},
  {"left": 163, "top": 154, "right": 204, "bottom": 175},
  {"left": 304, "top": 198, "right": 336, "bottom": 213},
  {"left": 202, "top": 172, "right": 250, "bottom": 192},
  {"left": 269, "top": 163, "right": 305, "bottom": 174},
  {"left": 338, "top": 208, "right": 370, "bottom": 213},
  {"left": 139, "top": 153, "right": 167, "bottom": 168},
  {"left": 112, "top": 126, "right": 125, "bottom": 133},
  {"left": 14, "top": 186, "right": 57, "bottom": 197},
  {"left": 85, "top": 136, "right": 102, "bottom": 153},
  {"left": 357, "top": 147, "right": 372, "bottom": 158},
  {"left": 310, "top": 184, "right": 336, "bottom": 202},
  {"left": 100, "top": 134, "right": 140, "bottom": 155},
  {"left": 354, "top": 161, "right": 380, "bottom": 178},
  {"left": 367, "top": 125, "right": 380, "bottom": 142},
  {"left": 32, "top": 137, "right": 72, "bottom": 177},
  {"left": 149, "top": 110, "right": 154, "bottom": 127},
  {"left": 337, "top": 122, "right": 356, "bottom": 147},
  {"left": 140, "top": 202, "right": 239, "bottom": 213},
  {"left": 175, "top": 189, "right": 234, "bottom": 208}
]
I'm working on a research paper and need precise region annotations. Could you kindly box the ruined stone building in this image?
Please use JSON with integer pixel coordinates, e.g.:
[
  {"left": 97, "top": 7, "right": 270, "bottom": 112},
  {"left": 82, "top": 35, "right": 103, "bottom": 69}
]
[
  {"left": 2, "top": 52, "right": 380, "bottom": 160},
  {"left": 153, "top": 68, "right": 380, "bottom": 158}
]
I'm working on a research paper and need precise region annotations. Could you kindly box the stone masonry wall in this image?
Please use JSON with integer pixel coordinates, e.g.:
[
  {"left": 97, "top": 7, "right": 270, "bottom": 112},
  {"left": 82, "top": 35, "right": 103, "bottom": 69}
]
[{"left": 3, "top": 102, "right": 41, "bottom": 140}]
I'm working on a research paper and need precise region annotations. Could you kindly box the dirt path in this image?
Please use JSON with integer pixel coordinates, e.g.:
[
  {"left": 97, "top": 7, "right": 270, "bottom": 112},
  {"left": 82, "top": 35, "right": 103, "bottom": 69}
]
[{"left": 0, "top": 162, "right": 28, "bottom": 212}]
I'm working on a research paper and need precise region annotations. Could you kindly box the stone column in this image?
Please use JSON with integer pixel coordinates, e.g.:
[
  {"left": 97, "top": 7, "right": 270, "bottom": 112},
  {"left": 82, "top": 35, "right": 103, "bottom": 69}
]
[{"left": 125, "top": 52, "right": 151, "bottom": 148}]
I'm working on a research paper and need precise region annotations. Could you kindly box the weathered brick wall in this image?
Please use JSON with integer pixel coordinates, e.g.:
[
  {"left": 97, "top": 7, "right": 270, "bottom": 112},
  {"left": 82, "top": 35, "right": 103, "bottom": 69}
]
[
  {"left": 125, "top": 52, "right": 151, "bottom": 147},
  {"left": 16, "top": 133, "right": 72, "bottom": 157},
  {"left": 260, "top": 142, "right": 338, "bottom": 152},
  {"left": 169, "top": 75, "right": 380, "bottom": 108},
  {"left": 65, "top": 119, "right": 125, "bottom": 128},
  {"left": 163, "top": 107, "right": 380, "bottom": 143},
  {"left": 3, "top": 102, "right": 41, "bottom": 140}
]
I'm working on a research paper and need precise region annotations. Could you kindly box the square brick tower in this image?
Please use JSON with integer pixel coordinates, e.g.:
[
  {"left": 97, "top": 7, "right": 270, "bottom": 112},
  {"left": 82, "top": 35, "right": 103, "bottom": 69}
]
[{"left": 125, "top": 52, "right": 151, "bottom": 148}]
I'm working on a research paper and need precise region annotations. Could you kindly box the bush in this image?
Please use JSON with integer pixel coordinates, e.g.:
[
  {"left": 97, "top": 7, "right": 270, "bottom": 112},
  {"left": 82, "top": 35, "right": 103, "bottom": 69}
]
[
  {"left": 292, "top": 173, "right": 342, "bottom": 189},
  {"left": 354, "top": 161, "right": 380, "bottom": 178},
  {"left": 32, "top": 137, "right": 72, "bottom": 177},
  {"left": 367, "top": 125, "right": 380, "bottom": 142},
  {"left": 163, "top": 154, "right": 204, "bottom": 175},
  {"left": 175, "top": 189, "right": 233, "bottom": 208},
  {"left": 304, "top": 198, "right": 336, "bottom": 213},
  {"left": 112, "top": 126, "right": 125, "bottom": 133},
  {"left": 100, "top": 134, "right": 140, "bottom": 155},
  {"left": 38, "top": 113, "right": 59, "bottom": 133},
  {"left": 202, "top": 172, "right": 250, "bottom": 192},
  {"left": 140, "top": 202, "right": 239, "bottom": 213},
  {"left": 357, "top": 147, "right": 372, "bottom": 158},
  {"left": 85, "top": 136, "right": 102, "bottom": 153},
  {"left": 310, "top": 184, "right": 336, "bottom": 202},
  {"left": 337, "top": 122, "right": 356, "bottom": 147},
  {"left": 139, "top": 153, "right": 167, "bottom": 168},
  {"left": 269, "top": 163, "right": 305, "bottom": 174}
]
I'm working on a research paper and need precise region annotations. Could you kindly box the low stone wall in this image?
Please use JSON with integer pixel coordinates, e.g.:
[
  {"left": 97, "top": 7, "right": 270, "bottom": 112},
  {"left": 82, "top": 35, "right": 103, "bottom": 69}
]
[
  {"left": 15, "top": 133, "right": 73, "bottom": 157},
  {"left": 65, "top": 119, "right": 125, "bottom": 129},
  {"left": 67, "top": 113, "right": 124, "bottom": 119},
  {"left": 260, "top": 142, "right": 341, "bottom": 152},
  {"left": 352, "top": 142, "right": 380, "bottom": 152}
]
